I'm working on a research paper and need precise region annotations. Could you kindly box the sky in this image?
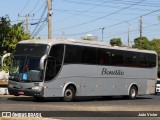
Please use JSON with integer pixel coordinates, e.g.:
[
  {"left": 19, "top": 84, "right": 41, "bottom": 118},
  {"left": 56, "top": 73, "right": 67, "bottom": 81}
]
[{"left": 0, "top": 0, "right": 160, "bottom": 45}]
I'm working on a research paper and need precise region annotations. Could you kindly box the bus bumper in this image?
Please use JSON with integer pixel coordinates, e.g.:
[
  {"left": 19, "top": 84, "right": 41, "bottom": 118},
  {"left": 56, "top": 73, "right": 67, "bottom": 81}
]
[{"left": 8, "top": 86, "right": 44, "bottom": 97}]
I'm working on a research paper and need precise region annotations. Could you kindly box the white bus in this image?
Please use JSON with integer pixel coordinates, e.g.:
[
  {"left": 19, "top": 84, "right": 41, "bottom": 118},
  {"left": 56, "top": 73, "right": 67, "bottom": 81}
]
[{"left": 8, "top": 38, "right": 157, "bottom": 101}]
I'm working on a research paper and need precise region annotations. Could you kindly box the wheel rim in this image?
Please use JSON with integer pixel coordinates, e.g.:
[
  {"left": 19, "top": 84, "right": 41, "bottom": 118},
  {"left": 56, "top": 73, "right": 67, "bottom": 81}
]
[
  {"left": 65, "top": 89, "right": 73, "bottom": 100},
  {"left": 131, "top": 88, "right": 136, "bottom": 98}
]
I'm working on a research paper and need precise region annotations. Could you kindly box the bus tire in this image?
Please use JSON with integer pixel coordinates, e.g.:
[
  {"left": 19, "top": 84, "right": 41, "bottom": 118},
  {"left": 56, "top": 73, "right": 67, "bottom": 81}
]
[
  {"left": 102, "top": 96, "right": 112, "bottom": 100},
  {"left": 63, "top": 86, "right": 75, "bottom": 102},
  {"left": 34, "top": 97, "right": 45, "bottom": 102},
  {"left": 129, "top": 86, "right": 137, "bottom": 99}
]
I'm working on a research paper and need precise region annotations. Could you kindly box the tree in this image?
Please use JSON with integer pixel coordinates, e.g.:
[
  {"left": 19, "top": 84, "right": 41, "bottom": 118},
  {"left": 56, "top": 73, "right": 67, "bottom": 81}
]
[
  {"left": 82, "top": 37, "right": 92, "bottom": 41},
  {"left": 0, "top": 17, "right": 30, "bottom": 54},
  {"left": 110, "top": 38, "right": 122, "bottom": 46},
  {"left": 149, "top": 39, "right": 160, "bottom": 55},
  {"left": 150, "top": 39, "right": 160, "bottom": 78},
  {"left": 0, "top": 16, "right": 30, "bottom": 71},
  {"left": 132, "top": 36, "right": 150, "bottom": 49}
]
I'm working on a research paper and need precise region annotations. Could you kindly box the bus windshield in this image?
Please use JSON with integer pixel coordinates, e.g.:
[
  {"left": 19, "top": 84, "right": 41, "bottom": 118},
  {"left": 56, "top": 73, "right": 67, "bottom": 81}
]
[{"left": 9, "top": 56, "right": 43, "bottom": 82}]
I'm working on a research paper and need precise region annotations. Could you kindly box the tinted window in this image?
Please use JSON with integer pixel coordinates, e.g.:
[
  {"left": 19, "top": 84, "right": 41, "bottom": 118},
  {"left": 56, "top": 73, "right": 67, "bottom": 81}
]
[
  {"left": 45, "top": 57, "right": 56, "bottom": 81},
  {"left": 97, "top": 48, "right": 110, "bottom": 65},
  {"left": 64, "top": 45, "right": 97, "bottom": 65},
  {"left": 124, "top": 52, "right": 156, "bottom": 68},
  {"left": 137, "top": 53, "right": 147, "bottom": 67},
  {"left": 64, "top": 45, "right": 81, "bottom": 64},
  {"left": 45, "top": 44, "right": 64, "bottom": 81},
  {"left": 110, "top": 50, "right": 124, "bottom": 66},
  {"left": 81, "top": 47, "right": 97, "bottom": 64},
  {"left": 64, "top": 44, "right": 156, "bottom": 68},
  {"left": 124, "top": 51, "right": 137, "bottom": 67},
  {"left": 15, "top": 44, "right": 48, "bottom": 56},
  {"left": 148, "top": 54, "right": 156, "bottom": 67},
  {"left": 49, "top": 44, "right": 64, "bottom": 65}
]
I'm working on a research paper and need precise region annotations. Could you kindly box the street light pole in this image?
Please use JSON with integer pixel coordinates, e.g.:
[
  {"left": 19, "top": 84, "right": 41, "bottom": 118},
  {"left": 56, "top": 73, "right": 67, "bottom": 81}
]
[{"left": 100, "top": 27, "right": 105, "bottom": 42}]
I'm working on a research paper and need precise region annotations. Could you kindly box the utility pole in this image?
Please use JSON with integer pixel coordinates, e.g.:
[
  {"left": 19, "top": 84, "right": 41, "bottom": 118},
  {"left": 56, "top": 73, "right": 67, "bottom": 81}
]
[
  {"left": 100, "top": 27, "right": 105, "bottom": 42},
  {"left": 48, "top": 0, "right": 52, "bottom": 39},
  {"left": 140, "top": 16, "right": 142, "bottom": 47},
  {"left": 61, "top": 30, "right": 65, "bottom": 39},
  {"left": 18, "top": 14, "right": 34, "bottom": 33},
  {"left": 127, "top": 22, "right": 131, "bottom": 47}
]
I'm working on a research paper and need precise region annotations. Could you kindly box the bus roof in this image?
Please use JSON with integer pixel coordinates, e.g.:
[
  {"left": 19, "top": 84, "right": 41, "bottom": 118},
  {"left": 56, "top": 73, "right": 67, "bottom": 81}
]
[{"left": 18, "top": 38, "right": 157, "bottom": 54}]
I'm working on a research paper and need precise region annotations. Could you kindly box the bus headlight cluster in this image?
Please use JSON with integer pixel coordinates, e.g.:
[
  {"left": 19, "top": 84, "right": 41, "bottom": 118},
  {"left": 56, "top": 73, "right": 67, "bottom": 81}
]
[{"left": 32, "top": 86, "right": 42, "bottom": 90}]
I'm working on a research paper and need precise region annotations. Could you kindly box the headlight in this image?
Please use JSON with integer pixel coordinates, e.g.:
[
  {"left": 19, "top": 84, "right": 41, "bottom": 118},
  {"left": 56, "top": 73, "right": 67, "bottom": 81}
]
[{"left": 31, "top": 86, "right": 42, "bottom": 90}]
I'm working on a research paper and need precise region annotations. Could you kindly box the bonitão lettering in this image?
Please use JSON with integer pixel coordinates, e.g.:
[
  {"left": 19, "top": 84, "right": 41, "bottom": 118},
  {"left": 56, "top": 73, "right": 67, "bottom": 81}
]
[{"left": 101, "top": 68, "right": 124, "bottom": 75}]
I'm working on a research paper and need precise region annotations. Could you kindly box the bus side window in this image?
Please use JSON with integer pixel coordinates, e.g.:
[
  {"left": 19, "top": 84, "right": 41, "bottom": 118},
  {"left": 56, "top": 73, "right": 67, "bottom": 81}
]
[
  {"left": 124, "top": 52, "right": 137, "bottom": 67},
  {"left": 111, "top": 50, "right": 123, "bottom": 66},
  {"left": 64, "top": 45, "right": 81, "bottom": 64},
  {"left": 81, "top": 47, "right": 97, "bottom": 65},
  {"left": 148, "top": 54, "right": 156, "bottom": 67},
  {"left": 97, "top": 48, "right": 110, "bottom": 65},
  {"left": 47, "top": 44, "right": 64, "bottom": 81},
  {"left": 99, "top": 56, "right": 104, "bottom": 64}
]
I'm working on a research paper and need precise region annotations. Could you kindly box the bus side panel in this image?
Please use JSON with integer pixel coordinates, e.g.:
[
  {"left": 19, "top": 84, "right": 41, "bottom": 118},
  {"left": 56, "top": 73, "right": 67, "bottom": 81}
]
[
  {"left": 43, "top": 77, "right": 86, "bottom": 97},
  {"left": 43, "top": 64, "right": 156, "bottom": 97},
  {"left": 146, "top": 80, "right": 156, "bottom": 94}
]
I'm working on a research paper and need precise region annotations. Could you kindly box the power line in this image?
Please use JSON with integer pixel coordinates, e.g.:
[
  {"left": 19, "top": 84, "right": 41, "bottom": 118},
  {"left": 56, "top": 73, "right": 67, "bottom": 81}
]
[
  {"left": 31, "top": 2, "right": 48, "bottom": 36},
  {"left": 64, "top": 0, "right": 160, "bottom": 7},
  {"left": 54, "top": 0, "right": 156, "bottom": 28},
  {"left": 29, "top": 0, "right": 40, "bottom": 14},
  {"left": 34, "top": 1, "right": 47, "bottom": 14},
  {"left": 105, "top": 0, "right": 160, "bottom": 7},
  {"left": 66, "top": 7, "right": 160, "bottom": 37},
  {"left": 64, "top": 0, "right": 147, "bottom": 30},
  {"left": 104, "top": 22, "right": 160, "bottom": 38},
  {"left": 10, "top": 18, "right": 46, "bottom": 23},
  {"left": 29, "top": 0, "right": 45, "bottom": 33},
  {"left": 63, "top": 0, "right": 156, "bottom": 10},
  {"left": 33, "top": 18, "right": 48, "bottom": 37},
  {"left": 53, "top": 8, "right": 148, "bottom": 14},
  {"left": 18, "top": 14, "right": 34, "bottom": 33},
  {"left": 55, "top": 0, "right": 112, "bottom": 23},
  {"left": 18, "top": 0, "right": 31, "bottom": 15}
]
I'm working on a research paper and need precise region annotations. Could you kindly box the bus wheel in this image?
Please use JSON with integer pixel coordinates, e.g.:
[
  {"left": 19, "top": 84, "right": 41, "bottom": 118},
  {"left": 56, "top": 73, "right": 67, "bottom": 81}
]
[
  {"left": 129, "top": 86, "right": 137, "bottom": 99},
  {"left": 63, "top": 86, "right": 75, "bottom": 102}
]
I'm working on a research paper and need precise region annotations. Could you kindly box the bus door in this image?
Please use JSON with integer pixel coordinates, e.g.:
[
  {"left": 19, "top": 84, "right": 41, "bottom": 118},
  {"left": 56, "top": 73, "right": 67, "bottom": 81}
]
[{"left": 45, "top": 57, "right": 56, "bottom": 81}]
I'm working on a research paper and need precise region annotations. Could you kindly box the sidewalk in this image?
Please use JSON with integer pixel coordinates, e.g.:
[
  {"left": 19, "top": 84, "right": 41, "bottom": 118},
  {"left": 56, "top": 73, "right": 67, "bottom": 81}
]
[{"left": 0, "top": 80, "right": 8, "bottom": 95}]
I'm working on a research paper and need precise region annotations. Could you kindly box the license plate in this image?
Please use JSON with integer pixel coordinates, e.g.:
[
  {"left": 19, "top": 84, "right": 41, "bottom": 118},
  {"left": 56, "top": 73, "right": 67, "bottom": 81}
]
[{"left": 18, "top": 91, "right": 24, "bottom": 95}]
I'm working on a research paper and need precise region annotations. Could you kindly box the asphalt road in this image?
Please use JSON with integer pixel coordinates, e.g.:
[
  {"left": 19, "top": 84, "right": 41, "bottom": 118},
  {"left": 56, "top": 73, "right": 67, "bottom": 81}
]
[{"left": 1, "top": 94, "right": 160, "bottom": 120}]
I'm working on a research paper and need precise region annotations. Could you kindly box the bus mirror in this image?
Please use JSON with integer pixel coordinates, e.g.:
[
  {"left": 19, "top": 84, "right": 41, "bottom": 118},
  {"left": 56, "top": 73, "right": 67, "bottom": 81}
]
[
  {"left": 40, "top": 55, "right": 47, "bottom": 70},
  {"left": 1, "top": 53, "right": 11, "bottom": 68}
]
